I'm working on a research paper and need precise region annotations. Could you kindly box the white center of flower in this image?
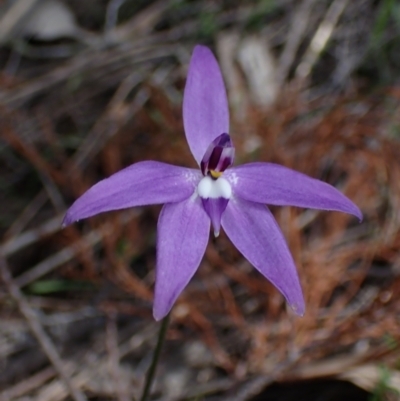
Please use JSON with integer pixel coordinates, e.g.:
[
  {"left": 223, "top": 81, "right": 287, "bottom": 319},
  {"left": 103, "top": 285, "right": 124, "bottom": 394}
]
[{"left": 197, "top": 176, "right": 232, "bottom": 199}]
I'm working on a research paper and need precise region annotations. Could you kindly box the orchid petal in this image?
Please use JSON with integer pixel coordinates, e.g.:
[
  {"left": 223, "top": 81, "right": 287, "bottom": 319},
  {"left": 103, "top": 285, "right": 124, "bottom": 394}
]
[
  {"left": 201, "top": 197, "right": 229, "bottom": 237},
  {"left": 227, "top": 163, "right": 362, "bottom": 220},
  {"left": 183, "top": 45, "right": 229, "bottom": 165},
  {"left": 154, "top": 196, "right": 210, "bottom": 320},
  {"left": 63, "top": 161, "right": 200, "bottom": 226},
  {"left": 221, "top": 197, "right": 305, "bottom": 315}
]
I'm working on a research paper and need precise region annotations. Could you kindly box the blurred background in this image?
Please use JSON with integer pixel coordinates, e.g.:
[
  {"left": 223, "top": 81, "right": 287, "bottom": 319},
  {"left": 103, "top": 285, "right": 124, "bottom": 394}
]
[{"left": 0, "top": 0, "right": 400, "bottom": 400}]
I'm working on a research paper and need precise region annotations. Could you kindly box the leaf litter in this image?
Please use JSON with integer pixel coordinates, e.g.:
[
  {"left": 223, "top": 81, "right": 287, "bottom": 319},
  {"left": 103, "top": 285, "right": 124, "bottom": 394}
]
[{"left": 0, "top": 1, "right": 400, "bottom": 400}]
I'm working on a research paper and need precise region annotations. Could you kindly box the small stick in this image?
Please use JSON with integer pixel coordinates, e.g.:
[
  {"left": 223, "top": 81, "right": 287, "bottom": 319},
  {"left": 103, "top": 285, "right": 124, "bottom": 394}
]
[
  {"left": 0, "top": 366, "right": 56, "bottom": 400},
  {"left": 278, "top": 0, "right": 319, "bottom": 85},
  {"left": 295, "top": 0, "right": 349, "bottom": 80},
  {"left": 0, "top": 0, "right": 40, "bottom": 43},
  {"left": 0, "top": 257, "right": 88, "bottom": 401},
  {"left": 13, "top": 210, "right": 139, "bottom": 288},
  {"left": 104, "top": 0, "right": 127, "bottom": 35},
  {"left": 0, "top": 214, "right": 64, "bottom": 257},
  {"left": 4, "top": 190, "right": 47, "bottom": 238}
]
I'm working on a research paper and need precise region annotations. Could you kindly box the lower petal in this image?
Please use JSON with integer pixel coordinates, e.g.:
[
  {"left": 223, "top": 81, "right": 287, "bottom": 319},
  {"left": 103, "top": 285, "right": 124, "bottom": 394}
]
[
  {"left": 221, "top": 197, "right": 305, "bottom": 315},
  {"left": 154, "top": 196, "right": 210, "bottom": 320},
  {"left": 201, "top": 197, "right": 229, "bottom": 237}
]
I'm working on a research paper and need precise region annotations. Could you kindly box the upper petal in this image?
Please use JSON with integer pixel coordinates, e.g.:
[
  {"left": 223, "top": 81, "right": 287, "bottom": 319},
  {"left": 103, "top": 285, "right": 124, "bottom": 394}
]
[
  {"left": 183, "top": 45, "right": 229, "bottom": 165},
  {"left": 221, "top": 197, "right": 304, "bottom": 315},
  {"left": 63, "top": 161, "right": 200, "bottom": 226},
  {"left": 226, "top": 163, "right": 362, "bottom": 220},
  {"left": 154, "top": 196, "right": 210, "bottom": 320}
]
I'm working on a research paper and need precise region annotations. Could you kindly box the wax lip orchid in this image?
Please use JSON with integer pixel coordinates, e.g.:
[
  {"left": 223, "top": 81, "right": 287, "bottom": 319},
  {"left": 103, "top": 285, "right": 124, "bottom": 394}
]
[{"left": 63, "top": 45, "right": 362, "bottom": 320}]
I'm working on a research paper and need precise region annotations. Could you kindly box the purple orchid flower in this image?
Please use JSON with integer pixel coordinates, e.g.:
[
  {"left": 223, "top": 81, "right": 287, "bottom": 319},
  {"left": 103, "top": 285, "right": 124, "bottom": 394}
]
[{"left": 63, "top": 45, "right": 362, "bottom": 321}]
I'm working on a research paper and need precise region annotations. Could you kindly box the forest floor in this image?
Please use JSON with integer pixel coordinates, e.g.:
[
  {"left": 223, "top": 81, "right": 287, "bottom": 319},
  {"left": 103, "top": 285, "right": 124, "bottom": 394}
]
[{"left": 1, "top": 1, "right": 400, "bottom": 400}]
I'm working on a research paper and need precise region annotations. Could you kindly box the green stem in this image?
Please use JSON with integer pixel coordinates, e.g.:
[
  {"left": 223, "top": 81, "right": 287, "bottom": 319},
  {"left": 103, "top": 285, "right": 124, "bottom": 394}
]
[{"left": 140, "top": 313, "right": 170, "bottom": 401}]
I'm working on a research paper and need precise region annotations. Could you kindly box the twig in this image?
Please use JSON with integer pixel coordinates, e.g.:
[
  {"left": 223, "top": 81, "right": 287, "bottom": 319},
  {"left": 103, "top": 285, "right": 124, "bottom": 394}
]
[
  {"left": 295, "top": 0, "right": 349, "bottom": 80},
  {"left": 1, "top": 122, "right": 63, "bottom": 184},
  {"left": 218, "top": 356, "right": 301, "bottom": 401},
  {"left": 4, "top": 190, "right": 47, "bottom": 238},
  {"left": 0, "top": 257, "right": 88, "bottom": 401},
  {"left": 15, "top": 241, "right": 85, "bottom": 288},
  {"left": 104, "top": 0, "right": 127, "bottom": 35},
  {"left": 112, "top": 0, "right": 169, "bottom": 40},
  {"left": 0, "top": 0, "right": 40, "bottom": 43},
  {"left": 1, "top": 214, "right": 64, "bottom": 257},
  {"left": 70, "top": 70, "right": 146, "bottom": 170},
  {"left": 0, "top": 366, "right": 56, "bottom": 400},
  {"left": 0, "top": 45, "right": 175, "bottom": 108},
  {"left": 14, "top": 210, "right": 140, "bottom": 288},
  {"left": 38, "top": 170, "right": 66, "bottom": 213},
  {"left": 3, "top": 48, "right": 22, "bottom": 76},
  {"left": 0, "top": 4, "right": 268, "bottom": 109},
  {"left": 1, "top": 121, "right": 65, "bottom": 212},
  {"left": 278, "top": 0, "right": 319, "bottom": 85},
  {"left": 156, "top": 378, "right": 233, "bottom": 401},
  {"left": 70, "top": 64, "right": 172, "bottom": 172}
]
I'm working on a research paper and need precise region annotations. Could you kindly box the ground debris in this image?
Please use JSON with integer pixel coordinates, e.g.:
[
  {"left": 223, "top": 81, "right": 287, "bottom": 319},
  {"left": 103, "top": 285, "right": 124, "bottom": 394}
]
[{"left": 1, "top": 1, "right": 399, "bottom": 400}]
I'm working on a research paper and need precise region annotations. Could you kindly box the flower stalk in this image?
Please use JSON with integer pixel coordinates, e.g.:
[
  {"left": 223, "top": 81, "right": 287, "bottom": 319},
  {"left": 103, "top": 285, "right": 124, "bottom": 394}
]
[{"left": 139, "top": 313, "right": 170, "bottom": 401}]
